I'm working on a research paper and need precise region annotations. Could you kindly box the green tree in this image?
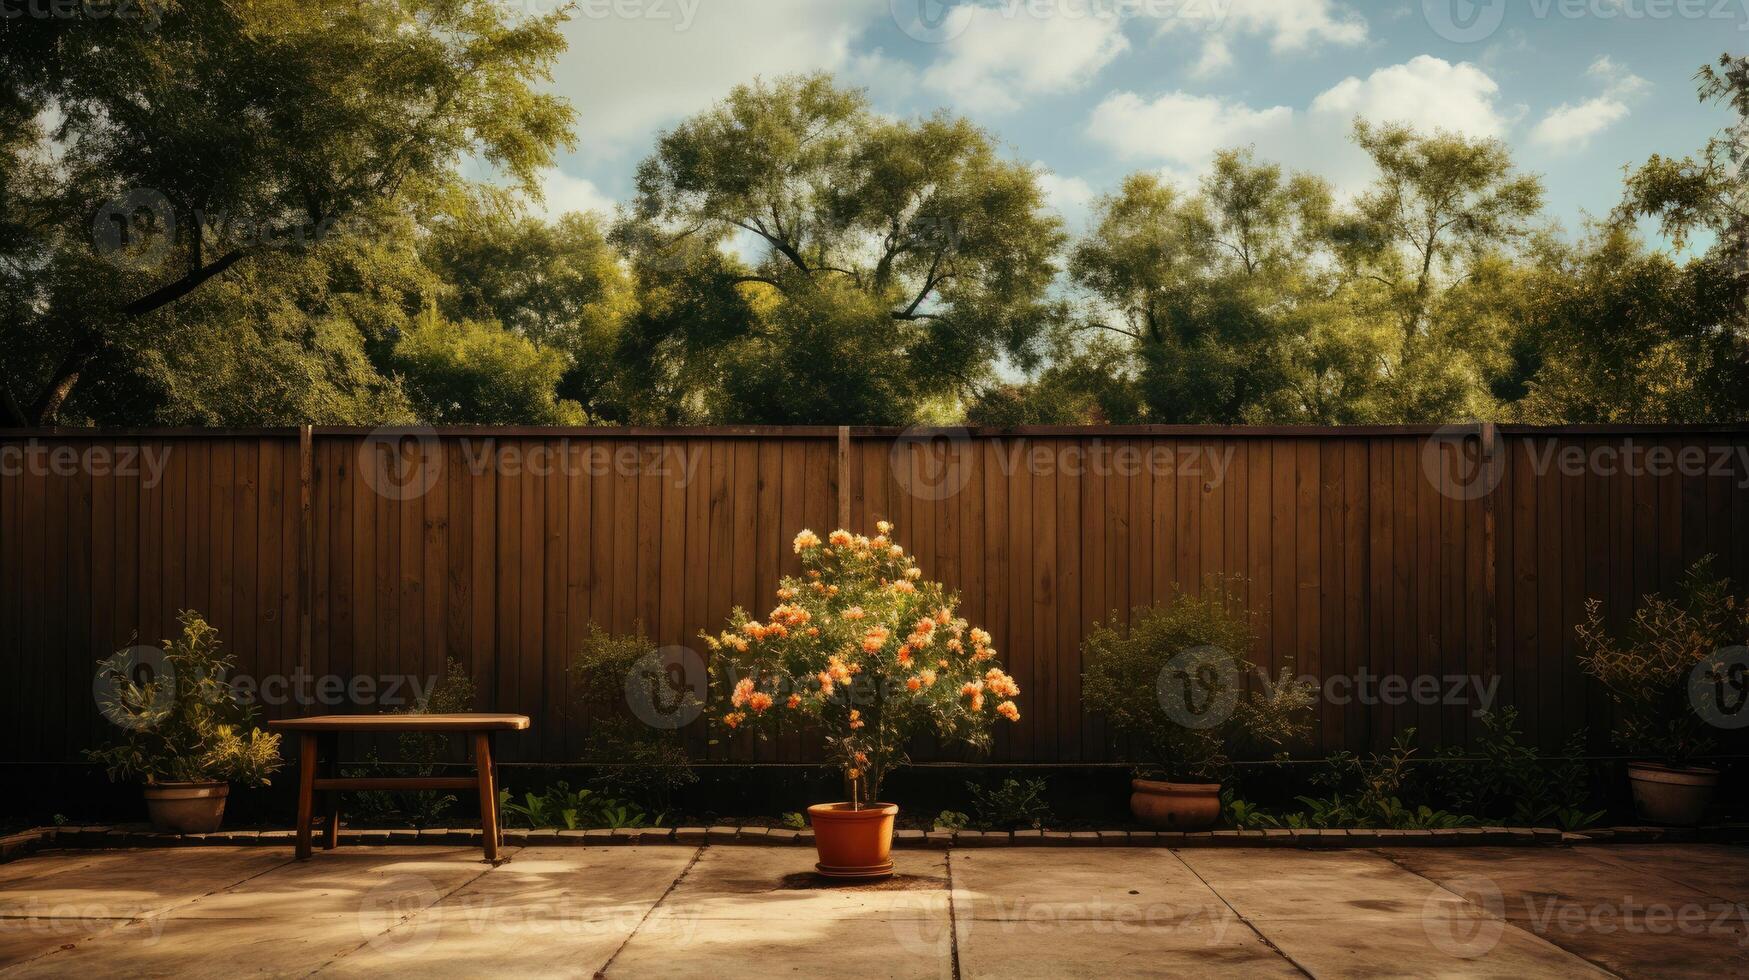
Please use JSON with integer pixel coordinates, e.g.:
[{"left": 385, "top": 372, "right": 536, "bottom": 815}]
[
  {"left": 0, "top": 0, "right": 574, "bottom": 425},
  {"left": 1331, "top": 122, "right": 1544, "bottom": 421},
  {"left": 617, "top": 73, "right": 1065, "bottom": 423},
  {"left": 392, "top": 309, "right": 585, "bottom": 424}
]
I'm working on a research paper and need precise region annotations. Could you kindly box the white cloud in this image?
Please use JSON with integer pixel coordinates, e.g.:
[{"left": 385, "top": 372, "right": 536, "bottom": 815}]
[
  {"left": 1311, "top": 56, "right": 1510, "bottom": 139},
  {"left": 921, "top": 6, "right": 1130, "bottom": 113},
  {"left": 551, "top": 0, "right": 888, "bottom": 160},
  {"left": 1087, "top": 90, "right": 1293, "bottom": 167},
  {"left": 1035, "top": 168, "right": 1097, "bottom": 231},
  {"left": 536, "top": 167, "right": 617, "bottom": 219},
  {"left": 1087, "top": 56, "right": 1513, "bottom": 193},
  {"left": 1529, "top": 55, "right": 1648, "bottom": 151},
  {"left": 1160, "top": 0, "right": 1368, "bottom": 76}
]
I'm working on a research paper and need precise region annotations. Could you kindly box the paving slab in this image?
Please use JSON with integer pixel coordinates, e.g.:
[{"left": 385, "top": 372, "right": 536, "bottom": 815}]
[
  {"left": 1180, "top": 849, "right": 1608, "bottom": 978},
  {"left": 0, "top": 847, "right": 292, "bottom": 970},
  {"left": 2, "top": 847, "right": 509, "bottom": 979},
  {"left": 318, "top": 846, "right": 696, "bottom": 978},
  {"left": 605, "top": 846, "right": 952, "bottom": 979},
  {"left": 1385, "top": 845, "right": 1749, "bottom": 978},
  {"left": 951, "top": 848, "right": 1295, "bottom": 978}
]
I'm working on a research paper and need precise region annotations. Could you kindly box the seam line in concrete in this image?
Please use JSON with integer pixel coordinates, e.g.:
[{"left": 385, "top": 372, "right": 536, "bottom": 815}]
[
  {"left": 1166, "top": 848, "right": 1314, "bottom": 979},
  {"left": 306, "top": 847, "right": 519, "bottom": 978},
  {"left": 945, "top": 849, "right": 962, "bottom": 980},
  {"left": 1568, "top": 845, "right": 1746, "bottom": 911},
  {"left": 1374, "top": 848, "right": 1627, "bottom": 980},
  {"left": 594, "top": 844, "right": 706, "bottom": 979}
]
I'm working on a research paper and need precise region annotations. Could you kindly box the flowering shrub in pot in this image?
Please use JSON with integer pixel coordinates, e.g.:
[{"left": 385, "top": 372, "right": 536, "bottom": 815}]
[
  {"left": 87, "top": 610, "right": 283, "bottom": 833},
  {"left": 703, "top": 522, "right": 1020, "bottom": 878},
  {"left": 1082, "top": 580, "right": 1314, "bottom": 830}
]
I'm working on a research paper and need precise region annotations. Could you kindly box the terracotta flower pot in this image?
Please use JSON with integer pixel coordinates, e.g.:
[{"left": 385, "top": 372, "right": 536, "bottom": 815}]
[
  {"left": 1129, "top": 779, "right": 1221, "bottom": 830},
  {"left": 1626, "top": 763, "right": 1718, "bottom": 826},
  {"left": 808, "top": 802, "right": 898, "bottom": 880},
  {"left": 143, "top": 781, "right": 230, "bottom": 834}
]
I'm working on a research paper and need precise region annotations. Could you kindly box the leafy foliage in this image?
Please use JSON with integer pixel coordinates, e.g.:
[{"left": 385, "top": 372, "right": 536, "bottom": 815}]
[
  {"left": 1575, "top": 556, "right": 1748, "bottom": 766},
  {"left": 1434, "top": 708, "right": 1603, "bottom": 829},
  {"left": 569, "top": 624, "right": 696, "bottom": 811},
  {"left": 1081, "top": 579, "right": 1315, "bottom": 781},
  {"left": 344, "top": 658, "right": 477, "bottom": 826},
  {"left": 498, "top": 782, "right": 661, "bottom": 830},
  {"left": 87, "top": 610, "right": 282, "bottom": 786},
  {"left": 966, "top": 777, "right": 1053, "bottom": 831}
]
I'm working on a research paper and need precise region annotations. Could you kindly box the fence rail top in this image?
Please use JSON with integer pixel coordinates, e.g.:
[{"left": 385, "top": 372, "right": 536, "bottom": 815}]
[{"left": 2, "top": 423, "right": 1747, "bottom": 440}]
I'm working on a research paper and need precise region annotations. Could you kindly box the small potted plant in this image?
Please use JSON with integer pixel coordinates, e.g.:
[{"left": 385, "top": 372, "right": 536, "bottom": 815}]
[
  {"left": 88, "top": 610, "right": 283, "bottom": 834},
  {"left": 1082, "top": 581, "right": 1314, "bottom": 830},
  {"left": 1576, "top": 556, "right": 1745, "bottom": 825},
  {"left": 703, "top": 522, "right": 1020, "bottom": 879}
]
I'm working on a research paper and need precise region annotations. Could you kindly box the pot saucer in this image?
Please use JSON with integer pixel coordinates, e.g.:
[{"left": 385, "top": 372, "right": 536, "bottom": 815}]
[{"left": 815, "top": 861, "right": 896, "bottom": 880}]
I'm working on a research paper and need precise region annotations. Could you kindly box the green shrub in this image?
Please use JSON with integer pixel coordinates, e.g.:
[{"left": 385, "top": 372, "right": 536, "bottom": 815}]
[
  {"left": 571, "top": 624, "right": 696, "bottom": 812},
  {"left": 1576, "top": 555, "right": 1747, "bottom": 766},
  {"left": 1082, "top": 579, "right": 1315, "bottom": 781},
  {"left": 87, "top": 610, "right": 282, "bottom": 787},
  {"left": 344, "top": 657, "right": 475, "bottom": 826},
  {"left": 966, "top": 777, "right": 1052, "bottom": 830},
  {"left": 1434, "top": 708, "right": 1603, "bottom": 829}
]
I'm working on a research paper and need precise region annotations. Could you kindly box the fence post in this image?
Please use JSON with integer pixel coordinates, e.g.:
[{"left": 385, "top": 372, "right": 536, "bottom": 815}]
[
  {"left": 1479, "top": 422, "right": 1500, "bottom": 681},
  {"left": 836, "top": 426, "right": 851, "bottom": 530},
  {"left": 298, "top": 424, "right": 313, "bottom": 670}
]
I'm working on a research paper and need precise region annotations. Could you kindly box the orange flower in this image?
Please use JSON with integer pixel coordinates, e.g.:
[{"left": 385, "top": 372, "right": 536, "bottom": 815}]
[
  {"left": 787, "top": 693, "right": 802, "bottom": 709},
  {"left": 906, "top": 676, "right": 922, "bottom": 691},
  {"left": 843, "top": 606, "right": 866, "bottom": 620},
  {"left": 793, "top": 529, "right": 821, "bottom": 552},
  {"left": 776, "top": 586, "right": 796, "bottom": 601},
  {"left": 723, "top": 712, "right": 746, "bottom": 729},
  {"left": 861, "top": 626, "right": 890, "bottom": 653},
  {"left": 919, "top": 669, "right": 938, "bottom": 687},
  {"left": 731, "top": 677, "right": 754, "bottom": 708},
  {"left": 876, "top": 520, "right": 893, "bottom": 535},
  {"left": 985, "top": 668, "right": 1020, "bottom": 698},
  {"left": 904, "top": 567, "right": 922, "bottom": 580},
  {"left": 970, "top": 628, "right": 992, "bottom": 649},
  {"left": 748, "top": 691, "right": 774, "bottom": 713},
  {"left": 997, "top": 700, "right": 1020, "bottom": 722},
  {"left": 947, "top": 638, "right": 963, "bottom": 653},
  {"left": 897, "top": 646, "right": 913, "bottom": 667},
  {"left": 891, "top": 580, "right": 916, "bottom": 594},
  {"left": 960, "top": 681, "right": 982, "bottom": 697},
  {"left": 829, "top": 529, "right": 854, "bottom": 547},
  {"left": 970, "top": 692, "right": 984, "bottom": 712},
  {"left": 849, "top": 709, "right": 865, "bottom": 730}
]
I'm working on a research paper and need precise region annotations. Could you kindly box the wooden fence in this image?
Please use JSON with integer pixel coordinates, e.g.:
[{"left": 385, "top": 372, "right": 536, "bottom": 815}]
[{"left": 4, "top": 425, "right": 1747, "bottom": 766}]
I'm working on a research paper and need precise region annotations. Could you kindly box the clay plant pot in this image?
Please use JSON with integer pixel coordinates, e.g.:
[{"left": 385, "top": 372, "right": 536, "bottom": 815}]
[
  {"left": 808, "top": 802, "right": 899, "bottom": 880},
  {"left": 143, "top": 781, "right": 230, "bottom": 834},
  {"left": 1129, "top": 779, "right": 1221, "bottom": 830},
  {"left": 1626, "top": 763, "right": 1718, "bottom": 826}
]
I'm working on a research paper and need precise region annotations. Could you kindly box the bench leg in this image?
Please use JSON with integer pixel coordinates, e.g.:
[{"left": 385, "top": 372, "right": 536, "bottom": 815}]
[
  {"left": 321, "top": 732, "right": 340, "bottom": 850},
  {"left": 474, "top": 732, "right": 500, "bottom": 864},
  {"left": 295, "top": 733, "right": 317, "bottom": 860}
]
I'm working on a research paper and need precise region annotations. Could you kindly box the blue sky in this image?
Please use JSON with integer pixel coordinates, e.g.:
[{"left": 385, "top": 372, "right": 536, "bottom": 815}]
[{"left": 531, "top": 0, "right": 1743, "bottom": 240}]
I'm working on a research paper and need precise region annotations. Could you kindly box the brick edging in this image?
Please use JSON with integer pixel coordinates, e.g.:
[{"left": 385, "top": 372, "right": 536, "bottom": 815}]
[{"left": 10, "top": 823, "right": 1745, "bottom": 859}]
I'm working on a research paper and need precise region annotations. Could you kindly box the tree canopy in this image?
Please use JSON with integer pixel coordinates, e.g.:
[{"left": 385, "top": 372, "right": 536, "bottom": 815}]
[{"left": 2, "top": 11, "right": 1744, "bottom": 428}]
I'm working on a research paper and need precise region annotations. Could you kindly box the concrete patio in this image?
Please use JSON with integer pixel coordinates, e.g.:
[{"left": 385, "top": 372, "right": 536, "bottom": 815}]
[{"left": 1, "top": 843, "right": 1745, "bottom": 978}]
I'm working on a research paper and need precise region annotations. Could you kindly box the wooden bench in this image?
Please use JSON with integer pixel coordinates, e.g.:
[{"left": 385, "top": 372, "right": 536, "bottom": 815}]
[{"left": 266, "top": 713, "right": 530, "bottom": 864}]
